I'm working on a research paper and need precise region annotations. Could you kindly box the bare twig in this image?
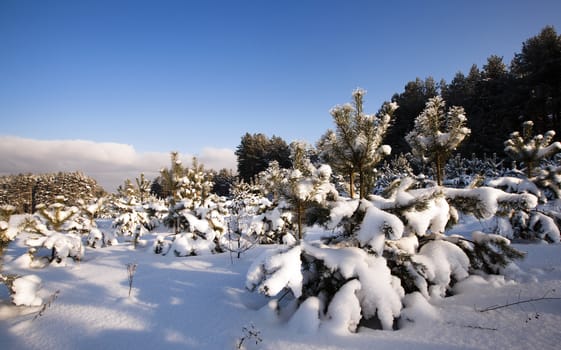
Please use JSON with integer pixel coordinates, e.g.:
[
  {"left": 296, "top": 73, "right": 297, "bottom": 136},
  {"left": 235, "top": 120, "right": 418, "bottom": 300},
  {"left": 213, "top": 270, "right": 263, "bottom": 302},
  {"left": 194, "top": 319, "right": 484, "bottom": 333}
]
[
  {"left": 447, "top": 322, "right": 497, "bottom": 331},
  {"left": 126, "top": 263, "right": 137, "bottom": 297},
  {"left": 33, "top": 290, "right": 60, "bottom": 321},
  {"left": 477, "top": 289, "right": 560, "bottom": 312},
  {"left": 236, "top": 323, "right": 262, "bottom": 349}
]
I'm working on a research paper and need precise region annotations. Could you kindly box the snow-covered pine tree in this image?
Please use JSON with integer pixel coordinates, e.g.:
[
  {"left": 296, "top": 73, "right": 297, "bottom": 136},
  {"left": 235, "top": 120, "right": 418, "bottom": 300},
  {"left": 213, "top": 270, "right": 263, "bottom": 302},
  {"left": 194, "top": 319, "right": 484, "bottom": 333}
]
[
  {"left": 161, "top": 153, "right": 214, "bottom": 234},
  {"left": 255, "top": 161, "right": 295, "bottom": 242},
  {"left": 285, "top": 142, "right": 339, "bottom": 239},
  {"left": 405, "top": 96, "right": 470, "bottom": 186},
  {"left": 317, "top": 88, "right": 397, "bottom": 199},
  {"left": 77, "top": 197, "right": 104, "bottom": 231},
  {"left": 0, "top": 205, "right": 16, "bottom": 254},
  {"left": 504, "top": 121, "right": 561, "bottom": 179},
  {"left": 34, "top": 195, "right": 79, "bottom": 232},
  {"left": 24, "top": 196, "right": 84, "bottom": 264},
  {"left": 135, "top": 173, "right": 151, "bottom": 203},
  {"left": 151, "top": 154, "right": 226, "bottom": 256},
  {"left": 504, "top": 120, "right": 561, "bottom": 179},
  {"left": 112, "top": 179, "right": 154, "bottom": 248}
]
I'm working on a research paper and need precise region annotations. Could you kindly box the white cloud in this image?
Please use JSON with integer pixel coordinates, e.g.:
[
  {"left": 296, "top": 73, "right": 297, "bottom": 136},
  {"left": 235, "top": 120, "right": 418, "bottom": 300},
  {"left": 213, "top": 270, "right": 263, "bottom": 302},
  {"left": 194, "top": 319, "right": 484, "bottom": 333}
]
[{"left": 0, "top": 136, "right": 237, "bottom": 192}]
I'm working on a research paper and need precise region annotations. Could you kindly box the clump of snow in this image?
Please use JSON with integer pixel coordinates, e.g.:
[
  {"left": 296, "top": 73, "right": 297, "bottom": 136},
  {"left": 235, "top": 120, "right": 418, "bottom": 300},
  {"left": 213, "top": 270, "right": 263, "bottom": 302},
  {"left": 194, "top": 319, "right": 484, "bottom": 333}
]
[
  {"left": 356, "top": 200, "right": 403, "bottom": 253},
  {"left": 472, "top": 230, "right": 510, "bottom": 246},
  {"left": 327, "top": 199, "right": 358, "bottom": 230},
  {"left": 86, "top": 228, "right": 103, "bottom": 248},
  {"left": 10, "top": 274, "right": 43, "bottom": 306},
  {"left": 323, "top": 279, "right": 362, "bottom": 333},
  {"left": 303, "top": 242, "right": 403, "bottom": 330},
  {"left": 445, "top": 186, "right": 538, "bottom": 218},
  {"left": 487, "top": 177, "right": 541, "bottom": 198},
  {"left": 403, "top": 194, "right": 450, "bottom": 236},
  {"left": 287, "top": 296, "right": 321, "bottom": 334},
  {"left": 168, "top": 233, "right": 216, "bottom": 256},
  {"left": 528, "top": 212, "right": 561, "bottom": 243},
  {"left": 412, "top": 240, "right": 470, "bottom": 298},
  {"left": 246, "top": 245, "right": 303, "bottom": 297},
  {"left": 399, "top": 291, "right": 439, "bottom": 327},
  {"left": 282, "top": 233, "right": 297, "bottom": 245}
]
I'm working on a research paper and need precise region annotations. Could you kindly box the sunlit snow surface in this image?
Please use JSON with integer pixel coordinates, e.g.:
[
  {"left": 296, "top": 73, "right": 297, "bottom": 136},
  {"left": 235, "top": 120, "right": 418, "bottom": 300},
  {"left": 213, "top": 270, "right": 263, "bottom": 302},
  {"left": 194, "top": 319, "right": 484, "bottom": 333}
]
[{"left": 1, "top": 217, "right": 561, "bottom": 350}]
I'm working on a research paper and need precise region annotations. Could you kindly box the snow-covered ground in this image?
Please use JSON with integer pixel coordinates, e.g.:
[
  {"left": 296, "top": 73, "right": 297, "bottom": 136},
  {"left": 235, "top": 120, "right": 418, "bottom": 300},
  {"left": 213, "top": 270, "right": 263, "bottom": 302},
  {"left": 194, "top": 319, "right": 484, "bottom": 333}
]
[{"left": 1, "top": 221, "right": 561, "bottom": 350}]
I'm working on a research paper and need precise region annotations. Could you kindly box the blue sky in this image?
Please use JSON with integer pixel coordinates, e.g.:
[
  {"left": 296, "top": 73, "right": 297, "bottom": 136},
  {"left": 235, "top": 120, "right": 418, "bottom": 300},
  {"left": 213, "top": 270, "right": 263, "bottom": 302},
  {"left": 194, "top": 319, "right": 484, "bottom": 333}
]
[{"left": 1, "top": 0, "right": 561, "bottom": 189}]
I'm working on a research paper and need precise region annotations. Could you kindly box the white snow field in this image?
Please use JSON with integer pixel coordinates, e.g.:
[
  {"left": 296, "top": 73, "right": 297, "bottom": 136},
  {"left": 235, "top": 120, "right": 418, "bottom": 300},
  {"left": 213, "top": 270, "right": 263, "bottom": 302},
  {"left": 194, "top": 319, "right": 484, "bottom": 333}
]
[{"left": 1, "top": 221, "right": 561, "bottom": 350}]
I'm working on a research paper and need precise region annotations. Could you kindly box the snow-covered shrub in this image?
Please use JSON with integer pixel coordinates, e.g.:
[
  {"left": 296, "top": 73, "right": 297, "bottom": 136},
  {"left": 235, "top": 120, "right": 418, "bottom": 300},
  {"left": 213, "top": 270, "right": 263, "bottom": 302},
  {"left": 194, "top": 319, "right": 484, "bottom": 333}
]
[
  {"left": 0, "top": 204, "right": 17, "bottom": 249},
  {"left": 156, "top": 196, "right": 228, "bottom": 256},
  {"left": 482, "top": 176, "right": 561, "bottom": 242},
  {"left": 445, "top": 185, "right": 538, "bottom": 220},
  {"left": 113, "top": 203, "right": 153, "bottom": 247},
  {"left": 166, "top": 232, "right": 216, "bottom": 256},
  {"left": 110, "top": 187, "right": 163, "bottom": 247},
  {"left": 247, "top": 242, "right": 404, "bottom": 331},
  {"left": 34, "top": 196, "right": 80, "bottom": 232},
  {"left": 76, "top": 198, "right": 104, "bottom": 232},
  {"left": 86, "top": 227, "right": 118, "bottom": 248},
  {"left": 246, "top": 176, "right": 528, "bottom": 332},
  {"left": 21, "top": 197, "right": 86, "bottom": 264},
  {"left": 25, "top": 231, "right": 84, "bottom": 263}
]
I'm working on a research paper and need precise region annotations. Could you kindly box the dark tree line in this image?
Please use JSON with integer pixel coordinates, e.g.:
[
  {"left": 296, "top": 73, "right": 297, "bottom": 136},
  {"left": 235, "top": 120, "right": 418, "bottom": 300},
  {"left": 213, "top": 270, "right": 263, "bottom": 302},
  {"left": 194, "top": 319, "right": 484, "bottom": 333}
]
[
  {"left": 235, "top": 133, "right": 292, "bottom": 183},
  {"left": 0, "top": 172, "right": 105, "bottom": 213},
  {"left": 386, "top": 26, "right": 561, "bottom": 159}
]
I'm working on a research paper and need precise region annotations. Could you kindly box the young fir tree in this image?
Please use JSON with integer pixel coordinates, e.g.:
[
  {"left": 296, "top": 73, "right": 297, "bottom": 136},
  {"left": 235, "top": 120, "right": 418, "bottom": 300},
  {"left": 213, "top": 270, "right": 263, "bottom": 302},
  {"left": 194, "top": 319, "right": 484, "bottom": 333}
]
[
  {"left": 0, "top": 205, "right": 16, "bottom": 255},
  {"left": 158, "top": 153, "right": 216, "bottom": 241},
  {"left": 504, "top": 120, "right": 561, "bottom": 178},
  {"left": 135, "top": 173, "right": 151, "bottom": 203},
  {"left": 318, "top": 88, "right": 397, "bottom": 199},
  {"left": 111, "top": 178, "right": 154, "bottom": 248},
  {"left": 405, "top": 96, "right": 470, "bottom": 186},
  {"left": 34, "top": 195, "right": 79, "bottom": 232},
  {"left": 159, "top": 152, "right": 188, "bottom": 234},
  {"left": 285, "top": 142, "right": 338, "bottom": 239},
  {"left": 25, "top": 196, "right": 85, "bottom": 263}
]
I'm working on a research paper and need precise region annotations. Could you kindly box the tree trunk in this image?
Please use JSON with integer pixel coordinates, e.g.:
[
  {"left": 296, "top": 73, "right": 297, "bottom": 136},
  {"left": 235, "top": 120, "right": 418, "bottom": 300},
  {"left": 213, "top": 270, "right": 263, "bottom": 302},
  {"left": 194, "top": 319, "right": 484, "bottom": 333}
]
[
  {"left": 349, "top": 171, "right": 355, "bottom": 199},
  {"left": 358, "top": 169, "right": 366, "bottom": 199},
  {"left": 297, "top": 201, "right": 303, "bottom": 240},
  {"left": 526, "top": 160, "right": 533, "bottom": 178},
  {"left": 435, "top": 153, "right": 443, "bottom": 186}
]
